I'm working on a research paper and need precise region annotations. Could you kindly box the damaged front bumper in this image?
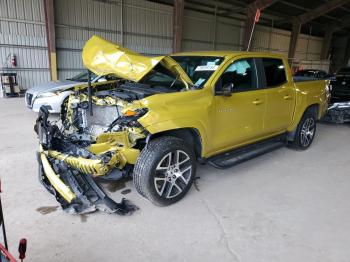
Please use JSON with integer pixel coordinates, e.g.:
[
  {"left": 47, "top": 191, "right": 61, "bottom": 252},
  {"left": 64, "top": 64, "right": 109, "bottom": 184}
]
[
  {"left": 323, "top": 101, "right": 350, "bottom": 124},
  {"left": 35, "top": 107, "right": 139, "bottom": 215}
]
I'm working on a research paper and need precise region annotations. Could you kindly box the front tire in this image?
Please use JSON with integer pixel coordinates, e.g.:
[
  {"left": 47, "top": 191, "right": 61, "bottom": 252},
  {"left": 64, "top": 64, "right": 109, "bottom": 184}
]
[
  {"left": 133, "top": 136, "right": 196, "bottom": 206},
  {"left": 290, "top": 110, "right": 317, "bottom": 150}
]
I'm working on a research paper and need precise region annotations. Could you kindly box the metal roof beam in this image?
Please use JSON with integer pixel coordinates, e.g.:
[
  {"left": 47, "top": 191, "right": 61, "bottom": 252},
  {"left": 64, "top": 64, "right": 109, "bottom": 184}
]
[
  {"left": 298, "top": 0, "right": 350, "bottom": 24},
  {"left": 288, "top": 0, "right": 350, "bottom": 62},
  {"left": 279, "top": 0, "right": 341, "bottom": 22}
]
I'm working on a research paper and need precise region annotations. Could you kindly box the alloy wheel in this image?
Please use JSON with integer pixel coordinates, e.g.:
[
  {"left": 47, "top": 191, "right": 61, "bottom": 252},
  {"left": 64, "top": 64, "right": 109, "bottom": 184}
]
[
  {"left": 154, "top": 150, "right": 192, "bottom": 199},
  {"left": 300, "top": 117, "right": 315, "bottom": 147}
]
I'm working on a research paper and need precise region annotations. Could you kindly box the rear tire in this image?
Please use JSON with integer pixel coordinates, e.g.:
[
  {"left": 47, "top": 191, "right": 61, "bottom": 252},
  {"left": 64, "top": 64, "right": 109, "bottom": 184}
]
[
  {"left": 133, "top": 136, "right": 196, "bottom": 206},
  {"left": 290, "top": 110, "right": 317, "bottom": 150}
]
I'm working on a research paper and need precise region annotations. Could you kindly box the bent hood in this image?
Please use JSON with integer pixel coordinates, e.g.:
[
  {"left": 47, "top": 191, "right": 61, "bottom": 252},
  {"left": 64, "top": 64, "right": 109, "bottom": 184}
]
[{"left": 82, "top": 35, "right": 193, "bottom": 85}]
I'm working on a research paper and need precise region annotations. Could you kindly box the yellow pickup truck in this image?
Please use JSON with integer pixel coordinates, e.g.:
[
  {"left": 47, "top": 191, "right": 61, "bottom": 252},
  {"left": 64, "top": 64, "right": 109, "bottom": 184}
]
[{"left": 35, "top": 36, "right": 329, "bottom": 214}]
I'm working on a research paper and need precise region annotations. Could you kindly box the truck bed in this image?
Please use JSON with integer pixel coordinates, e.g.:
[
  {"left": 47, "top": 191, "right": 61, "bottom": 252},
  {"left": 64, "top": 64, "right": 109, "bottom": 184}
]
[
  {"left": 293, "top": 76, "right": 326, "bottom": 82},
  {"left": 294, "top": 79, "right": 329, "bottom": 119}
]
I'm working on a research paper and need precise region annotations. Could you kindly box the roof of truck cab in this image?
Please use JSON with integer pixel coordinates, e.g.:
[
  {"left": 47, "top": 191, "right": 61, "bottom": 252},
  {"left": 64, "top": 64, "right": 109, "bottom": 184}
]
[{"left": 171, "top": 51, "right": 286, "bottom": 59}]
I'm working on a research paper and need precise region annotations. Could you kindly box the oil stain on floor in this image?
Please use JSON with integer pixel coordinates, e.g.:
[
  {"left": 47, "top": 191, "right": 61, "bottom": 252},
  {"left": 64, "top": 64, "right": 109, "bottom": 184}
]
[
  {"left": 194, "top": 176, "right": 201, "bottom": 191},
  {"left": 98, "top": 177, "right": 132, "bottom": 193},
  {"left": 79, "top": 214, "right": 88, "bottom": 223},
  {"left": 36, "top": 206, "right": 59, "bottom": 215}
]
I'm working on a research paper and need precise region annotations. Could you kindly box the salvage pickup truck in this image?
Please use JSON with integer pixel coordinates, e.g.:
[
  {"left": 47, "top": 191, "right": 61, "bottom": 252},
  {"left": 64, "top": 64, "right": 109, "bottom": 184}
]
[{"left": 35, "top": 36, "right": 329, "bottom": 214}]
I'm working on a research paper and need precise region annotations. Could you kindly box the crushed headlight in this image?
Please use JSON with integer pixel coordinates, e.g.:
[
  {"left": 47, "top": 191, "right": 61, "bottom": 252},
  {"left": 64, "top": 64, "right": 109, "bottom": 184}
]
[
  {"left": 107, "top": 108, "right": 148, "bottom": 131},
  {"left": 123, "top": 108, "right": 148, "bottom": 118}
]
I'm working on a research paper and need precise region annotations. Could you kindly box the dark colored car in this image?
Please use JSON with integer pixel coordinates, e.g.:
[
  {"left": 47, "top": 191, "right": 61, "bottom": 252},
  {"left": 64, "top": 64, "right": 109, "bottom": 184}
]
[
  {"left": 294, "top": 69, "right": 330, "bottom": 81},
  {"left": 330, "top": 67, "right": 350, "bottom": 102},
  {"left": 323, "top": 67, "right": 350, "bottom": 123}
]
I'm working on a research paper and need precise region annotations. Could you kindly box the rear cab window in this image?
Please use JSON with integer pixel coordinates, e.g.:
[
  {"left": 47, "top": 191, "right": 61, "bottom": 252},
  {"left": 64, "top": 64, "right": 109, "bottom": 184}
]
[{"left": 261, "top": 58, "right": 287, "bottom": 88}]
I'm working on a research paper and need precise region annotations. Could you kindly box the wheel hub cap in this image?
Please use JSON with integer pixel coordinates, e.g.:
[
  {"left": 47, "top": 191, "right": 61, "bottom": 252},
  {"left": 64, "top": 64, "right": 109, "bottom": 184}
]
[
  {"left": 300, "top": 117, "right": 315, "bottom": 147},
  {"left": 154, "top": 150, "right": 192, "bottom": 199}
]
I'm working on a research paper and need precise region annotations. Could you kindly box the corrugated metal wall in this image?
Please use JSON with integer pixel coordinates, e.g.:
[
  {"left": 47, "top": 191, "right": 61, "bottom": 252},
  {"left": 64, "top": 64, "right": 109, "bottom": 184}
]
[
  {"left": 182, "top": 9, "right": 329, "bottom": 71},
  {"left": 252, "top": 25, "right": 329, "bottom": 71},
  {"left": 0, "top": 0, "right": 49, "bottom": 90},
  {"left": 0, "top": 0, "right": 332, "bottom": 89},
  {"left": 55, "top": 0, "right": 173, "bottom": 80},
  {"left": 182, "top": 10, "right": 243, "bottom": 51}
]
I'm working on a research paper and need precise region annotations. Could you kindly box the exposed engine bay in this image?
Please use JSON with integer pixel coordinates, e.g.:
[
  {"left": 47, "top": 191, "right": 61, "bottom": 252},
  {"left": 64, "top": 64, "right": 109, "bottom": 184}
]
[
  {"left": 63, "top": 81, "right": 155, "bottom": 137},
  {"left": 35, "top": 80, "right": 165, "bottom": 214}
]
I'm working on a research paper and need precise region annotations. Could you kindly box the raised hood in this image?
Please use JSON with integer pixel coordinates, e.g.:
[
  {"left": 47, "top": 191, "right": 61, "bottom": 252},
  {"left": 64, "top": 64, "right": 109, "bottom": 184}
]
[{"left": 82, "top": 35, "right": 193, "bottom": 85}]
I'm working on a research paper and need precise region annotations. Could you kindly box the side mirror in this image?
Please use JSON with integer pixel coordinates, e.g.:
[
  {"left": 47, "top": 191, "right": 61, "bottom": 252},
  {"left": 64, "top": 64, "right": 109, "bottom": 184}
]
[{"left": 216, "top": 83, "right": 233, "bottom": 97}]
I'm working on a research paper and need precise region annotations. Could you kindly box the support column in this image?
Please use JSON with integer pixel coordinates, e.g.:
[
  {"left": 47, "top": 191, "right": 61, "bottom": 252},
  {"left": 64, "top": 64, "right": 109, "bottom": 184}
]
[
  {"left": 288, "top": 19, "right": 301, "bottom": 65},
  {"left": 320, "top": 28, "right": 335, "bottom": 60},
  {"left": 343, "top": 36, "right": 350, "bottom": 67},
  {"left": 44, "top": 0, "right": 57, "bottom": 81},
  {"left": 173, "top": 0, "right": 184, "bottom": 53}
]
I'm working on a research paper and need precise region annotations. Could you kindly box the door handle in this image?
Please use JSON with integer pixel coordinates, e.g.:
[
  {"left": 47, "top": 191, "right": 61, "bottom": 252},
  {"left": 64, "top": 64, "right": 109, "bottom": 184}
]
[
  {"left": 283, "top": 94, "right": 292, "bottom": 100},
  {"left": 252, "top": 99, "right": 263, "bottom": 105}
]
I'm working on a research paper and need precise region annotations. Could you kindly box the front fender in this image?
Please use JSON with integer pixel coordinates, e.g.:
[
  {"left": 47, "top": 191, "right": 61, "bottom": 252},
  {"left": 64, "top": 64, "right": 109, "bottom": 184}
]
[{"left": 144, "top": 118, "right": 208, "bottom": 156}]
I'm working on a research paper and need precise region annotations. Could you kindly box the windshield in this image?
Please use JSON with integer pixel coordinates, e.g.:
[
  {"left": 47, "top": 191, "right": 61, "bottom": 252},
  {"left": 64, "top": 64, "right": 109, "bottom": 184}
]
[
  {"left": 67, "top": 72, "right": 97, "bottom": 82},
  {"left": 140, "top": 64, "right": 186, "bottom": 92},
  {"left": 171, "top": 56, "right": 224, "bottom": 88}
]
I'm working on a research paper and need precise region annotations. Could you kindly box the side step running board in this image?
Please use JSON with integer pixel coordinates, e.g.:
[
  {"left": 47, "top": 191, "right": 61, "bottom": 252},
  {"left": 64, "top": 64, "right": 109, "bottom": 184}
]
[{"left": 207, "top": 135, "right": 287, "bottom": 169}]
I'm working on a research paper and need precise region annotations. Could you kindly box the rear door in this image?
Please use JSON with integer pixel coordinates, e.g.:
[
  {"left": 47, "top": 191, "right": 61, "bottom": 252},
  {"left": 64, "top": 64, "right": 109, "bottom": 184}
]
[{"left": 258, "top": 58, "right": 295, "bottom": 134}]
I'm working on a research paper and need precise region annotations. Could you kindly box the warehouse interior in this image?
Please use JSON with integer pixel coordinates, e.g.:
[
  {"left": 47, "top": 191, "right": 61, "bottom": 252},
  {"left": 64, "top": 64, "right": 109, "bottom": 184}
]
[
  {"left": 0, "top": 0, "right": 350, "bottom": 261},
  {"left": 0, "top": 0, "right": 350, "bottom": 90}
]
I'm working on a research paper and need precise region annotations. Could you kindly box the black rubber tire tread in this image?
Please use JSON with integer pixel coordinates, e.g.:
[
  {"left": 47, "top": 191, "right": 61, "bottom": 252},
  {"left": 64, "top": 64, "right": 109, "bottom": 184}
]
[
  {"left": 289, "top": 109, "right": 317, "bottom": 150},
  {"left": 133, "top": 136, "right": 196, "bottom": 206}
]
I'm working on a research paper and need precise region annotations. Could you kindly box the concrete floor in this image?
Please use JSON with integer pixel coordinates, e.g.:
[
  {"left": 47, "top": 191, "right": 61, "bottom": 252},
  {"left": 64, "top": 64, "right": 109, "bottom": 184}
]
[{"left": 0, "top": 98, "right": 349, "bottom": 262}]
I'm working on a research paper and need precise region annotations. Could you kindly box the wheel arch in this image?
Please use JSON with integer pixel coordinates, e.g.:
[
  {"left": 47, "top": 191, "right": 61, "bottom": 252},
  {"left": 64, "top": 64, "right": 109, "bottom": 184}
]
[
  {"left": 147, "top": 128, "right": 203, "bottom": 159},
  {"left": 287, "top": 103, "right": 319, "bottom": 141},
  {"left": 306, "top": 103, "right": 320, "bottom": 119}
]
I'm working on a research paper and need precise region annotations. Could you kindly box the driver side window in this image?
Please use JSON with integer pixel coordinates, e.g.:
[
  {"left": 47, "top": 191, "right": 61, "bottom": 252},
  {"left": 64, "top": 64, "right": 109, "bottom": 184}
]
[{"left": 217, "top": 58, "right": 257, "bottom": 92}]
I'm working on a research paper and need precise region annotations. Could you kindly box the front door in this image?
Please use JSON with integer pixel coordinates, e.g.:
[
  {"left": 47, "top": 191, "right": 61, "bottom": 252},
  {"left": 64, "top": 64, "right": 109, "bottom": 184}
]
[{"left": 212, "top": 58, "right": 266, "bottom": 153}]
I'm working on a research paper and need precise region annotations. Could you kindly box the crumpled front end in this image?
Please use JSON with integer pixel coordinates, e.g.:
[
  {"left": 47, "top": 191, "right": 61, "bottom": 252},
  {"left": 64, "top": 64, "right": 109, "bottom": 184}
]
[
  {"left": 323, "top": 101, "right": 350, "bottom": 124},
  {"left": 35, "top": 103, "right": 144, "bottom": 214}
]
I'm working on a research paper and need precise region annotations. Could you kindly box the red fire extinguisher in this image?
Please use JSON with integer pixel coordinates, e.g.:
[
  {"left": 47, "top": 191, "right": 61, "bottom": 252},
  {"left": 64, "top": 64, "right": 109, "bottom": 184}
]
[{"left": 10, "top": 54, "right": 17, "bottom": 67}]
